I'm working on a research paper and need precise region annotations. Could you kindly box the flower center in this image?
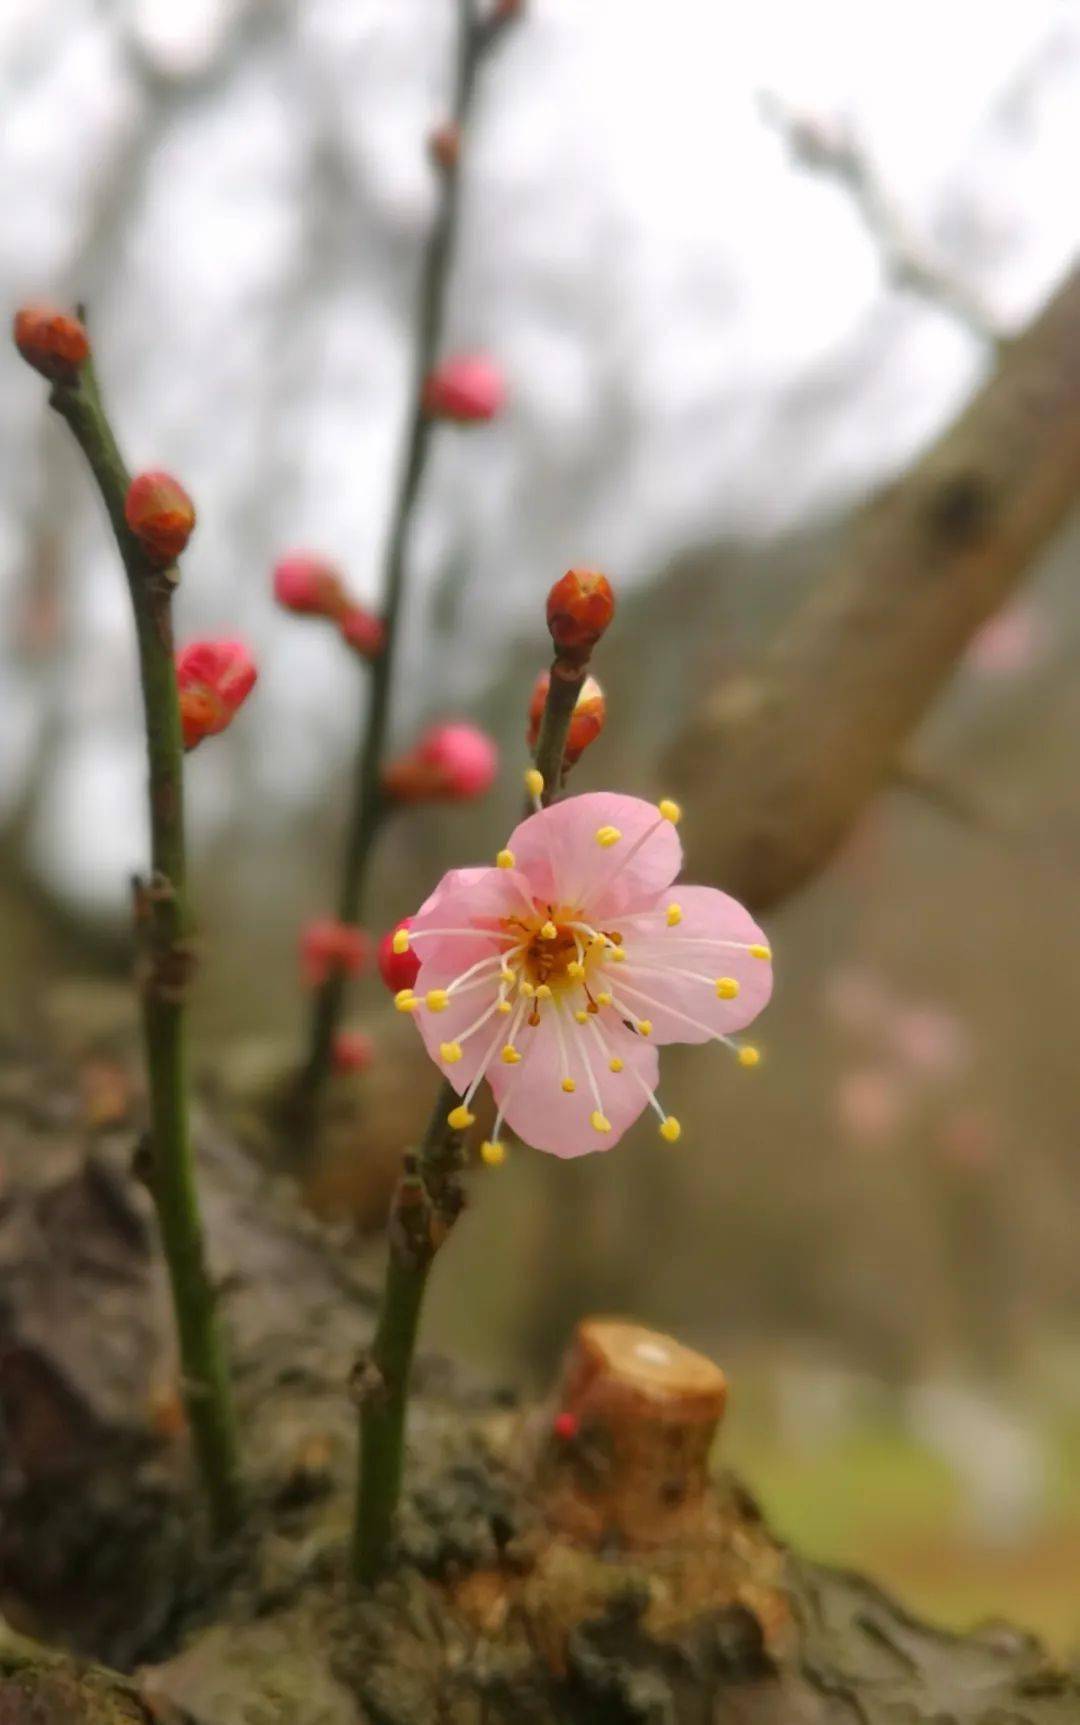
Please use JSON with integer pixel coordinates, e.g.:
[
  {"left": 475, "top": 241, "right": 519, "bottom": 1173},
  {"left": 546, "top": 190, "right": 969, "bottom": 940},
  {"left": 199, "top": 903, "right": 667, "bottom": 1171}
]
[{"left": 501, "top": 905, "right": 614, "bottom": 996}]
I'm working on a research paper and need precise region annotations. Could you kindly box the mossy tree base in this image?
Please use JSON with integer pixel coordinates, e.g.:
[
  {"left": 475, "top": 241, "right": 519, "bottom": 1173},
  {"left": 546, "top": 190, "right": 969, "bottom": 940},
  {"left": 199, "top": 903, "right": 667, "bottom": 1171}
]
[{"left": 1, "top": 1040, "right": 1076, "bottom": 1725}]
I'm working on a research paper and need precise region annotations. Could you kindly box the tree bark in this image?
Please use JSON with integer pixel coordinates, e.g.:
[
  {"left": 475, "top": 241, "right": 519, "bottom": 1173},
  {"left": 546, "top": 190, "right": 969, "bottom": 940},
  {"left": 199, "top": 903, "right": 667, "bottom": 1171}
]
[{"left": 670, "top": 267, "right": 1080, "bottom": 909}]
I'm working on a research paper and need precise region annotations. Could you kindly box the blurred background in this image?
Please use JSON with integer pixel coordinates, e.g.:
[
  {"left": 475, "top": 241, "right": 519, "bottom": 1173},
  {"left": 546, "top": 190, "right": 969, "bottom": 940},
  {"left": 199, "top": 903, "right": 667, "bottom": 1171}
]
[{"left": 2, "top": 0, "right": 1079, "bottom": 1650}]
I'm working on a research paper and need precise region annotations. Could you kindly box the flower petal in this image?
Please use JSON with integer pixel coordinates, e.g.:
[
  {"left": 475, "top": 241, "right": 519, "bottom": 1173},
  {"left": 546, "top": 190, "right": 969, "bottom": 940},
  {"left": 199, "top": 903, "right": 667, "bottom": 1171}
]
[
  {"left": 610, "top": 884, "right": 773, "bottom": 1045},
  {"left": 489, "top": 1000, "right": 658, "bottom": 1157},
  {"left": 506, "top": 792, "right": 681, "bottom": 921}
]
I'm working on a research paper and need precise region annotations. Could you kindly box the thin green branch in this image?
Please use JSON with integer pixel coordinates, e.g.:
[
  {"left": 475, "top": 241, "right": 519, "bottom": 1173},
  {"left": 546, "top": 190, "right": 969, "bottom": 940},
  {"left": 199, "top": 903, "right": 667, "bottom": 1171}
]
[
  {"left": 531, "top": 662, "right": 587, "bottom": 807},
  {"left": 49, "top": 358, "right": 242, "bottom": 1540},
  {"left": 298, "top": 0, "right": 515, "bottom": 1123}
]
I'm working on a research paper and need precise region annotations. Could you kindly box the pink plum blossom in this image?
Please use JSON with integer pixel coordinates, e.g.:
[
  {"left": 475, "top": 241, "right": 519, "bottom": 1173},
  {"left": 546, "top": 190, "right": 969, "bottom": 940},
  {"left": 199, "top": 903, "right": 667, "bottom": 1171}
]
[{"left": 394, "top": 792, "right": 773, "bottom": 1158}]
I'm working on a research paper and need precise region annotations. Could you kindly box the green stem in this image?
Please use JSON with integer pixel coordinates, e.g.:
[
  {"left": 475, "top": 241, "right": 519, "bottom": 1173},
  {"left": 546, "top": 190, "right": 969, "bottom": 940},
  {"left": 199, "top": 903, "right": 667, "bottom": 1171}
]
[
  {"left": 531, "top": 660, "right": 588, "bottom": 807},
  {"left": 50, "top": 363, "right": 242, "bottom": 1540},
  {"left": 298, "top": 0, "right": 507, "bottom": 1123},
  {"left": 352, "top": 1077, "right": 464, "bottom": 1583}
]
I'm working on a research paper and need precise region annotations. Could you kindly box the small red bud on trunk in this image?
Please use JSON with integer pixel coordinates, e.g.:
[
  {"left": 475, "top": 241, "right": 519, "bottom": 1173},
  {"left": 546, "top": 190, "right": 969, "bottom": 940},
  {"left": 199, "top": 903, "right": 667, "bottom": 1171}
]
[
  {"left": 125, "top": 471, "right": 196, "bottom": 564},
  {"left": 273, "top": 552, "right": 347, "bottom": 618},
  {"left": 382, "top": 721, "right": 499, "bottom": 803},
  {"left": 422, "top": 355, "right": 506, "bottom": 423},
  {"left": 331, "top": 1030, "right": 376, "bottom": 1075},
  {"left": 339, "top": 604, "right": 386, "bottom": 661},
  {"left": 527, "top": 670, "right": 606, "bottom": 765},
  {"left": 175, "top": 639, "right": 257, "bottom": 750},
  {"left": 13, "top": 304, "right": 90, "bottom": 384},
  {"left": 300, "top": 919, "right": 369, "bottom": 989},
  {"left": 546, "top": 569, "right": 615, "bottom": 665}
]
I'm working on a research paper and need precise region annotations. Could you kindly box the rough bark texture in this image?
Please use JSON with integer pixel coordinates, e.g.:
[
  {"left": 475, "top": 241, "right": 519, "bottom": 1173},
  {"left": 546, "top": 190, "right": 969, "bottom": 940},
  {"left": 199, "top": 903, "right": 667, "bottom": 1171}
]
[
  {"left": 2, "top": 1038, "right": 1078, "bottom": 1725},
  {"left": 671, "top": 266, "right": 1080, "bottom": 910}
]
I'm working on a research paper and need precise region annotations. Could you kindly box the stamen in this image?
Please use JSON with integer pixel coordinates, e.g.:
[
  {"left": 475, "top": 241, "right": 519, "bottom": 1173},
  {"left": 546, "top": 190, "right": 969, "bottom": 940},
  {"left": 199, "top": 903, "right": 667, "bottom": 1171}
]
[
  {"left": 609, "top": 1056, "right": 624, "bottom": 1073},
  {"left": 595, "top": 825, "right": 622, "bottom": 847},
  {"left": 524, "top": 767, "right": 544, "bottom": 798},
  {"left": 564, "top": 1006, "right": 610, "bottom": 1130},
  {"left": 539, "top": 920, "right": 557, "bottom": 941},
  {"left": 392, "top": 927, "right": 410, "bottom": 954},
  {"left": 658, "top": 799, "right": 681, "bottom": 824},
  {"left": 445, "top": 951, "right": 513, "bottom": 996},
  {"left": 550, "top": 1006, "right": 576, "bottom": 1097},
  {"left": 480, "top": 1139, "right": 506, "bottom": 1166},
  {"left": 440, "top": 1041, "right": 463, "bottom": 1063},
  {"left": 535, "top": 983, "right": 553, "bottom": 1000},
  {"left": 613, "top": 977, "right": 746, "bottom": 1057},
  {"left": 591, "top": 1111, "right": 612, "bottom": 1132},
  {"left": 716, "top": 977, "right": 740, "bottom": 999},
  {"left": 447, "top": 1104, "right": 475, "bottom": 1129},
  {"left": 660, "top": 1117, "right": 682, "bottom": 1142},
  {"left": 501, "top": 1045, "right": 522, "bottom": 1064},
  {"left": 561, "top": 1077, "right": 576, "bottom": 1093},
  {"left": 395, "top": 989, "right": 418, "bottom": 1013},
  {"left": 496, "top": 849, "right": 515, "bottom": 869},
  {"left": 567, "top": 960, "right": 585, "bottom": 979},
  {"left": 574, "top": 1009, "right": 588, "bottom": 1024},
  {"left": 426, "top": 989, "right": 449, "bottom": 1012},
  {"left": 738, "top": 1045, "right": 761, "bottom": 1067},
  {"left": 666, "top": 903, "right": 682, "bottom": 926},
  {"left": 749, "top": 945, "right": 771, "bottom": 960},
  {"left": 408, "top": 926, "right": 517, "bottom": 943},
  {"left": 595, "top": 990, "right": 613, "bottom": 1007},
  {"left": 497, "top": 999, "right": 512, "bottom": 1015}
]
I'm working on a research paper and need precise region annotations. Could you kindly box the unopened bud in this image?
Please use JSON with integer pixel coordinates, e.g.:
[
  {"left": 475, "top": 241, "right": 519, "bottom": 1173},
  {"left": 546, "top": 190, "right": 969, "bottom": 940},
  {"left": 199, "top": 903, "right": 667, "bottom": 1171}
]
[
  {"left": 332, "top": 1030, "right": 375, "bottom": 1075},
  {"left": 428, "top": 121, "right": 461, "bottom": 171},
  {"left": 527, "top": 670, "right": 606, "bottom": 766},
  {"left": 378, "top": 918, "right": 421, "bottom": 993},
  {"left": 552, "top": 1411, "right": 579, "bottom": 1442},
  {"left": 175, "top": 638, "right": 257, "bottom": 750},
  {"left": 339, "top": 604, "right": 386, "bottom": 661},
  {"left": 300, "top": 919, "right": 369, "bottom": 989},
  {"left": 382, "top": 721, "right": 499, "bottom": 804},
  {"left": 273, "top": 552, "right": 347, "bottom": 618},
  {"left": 13, "top": 304, "right": 90, "bottom": 384},
  {"left": 125, "top": 471, "right": 196, "bottom": 564},
  {"left": 422, "top": 354, "right": 505, "bottom": 423},
  {"left": 546, "top": 568, "right": 615, "bottom": 664}
]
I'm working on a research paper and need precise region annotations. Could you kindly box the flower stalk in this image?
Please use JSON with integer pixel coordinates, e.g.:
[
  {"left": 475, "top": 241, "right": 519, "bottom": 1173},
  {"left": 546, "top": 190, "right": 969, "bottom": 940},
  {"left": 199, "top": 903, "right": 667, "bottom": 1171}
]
[
  {"left": 297, "top": 0, "right": 517, "bottom": 1127},
  {"left": 46, "top": 347, "right": 242, "bottom": 1540}
]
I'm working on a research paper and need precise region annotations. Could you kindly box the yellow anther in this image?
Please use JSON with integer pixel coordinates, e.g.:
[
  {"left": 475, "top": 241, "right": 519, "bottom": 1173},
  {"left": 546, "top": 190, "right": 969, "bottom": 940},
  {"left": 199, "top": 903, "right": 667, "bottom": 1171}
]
[
  {"left": 595, "top": 825, "right": 622, "bottom": 848},
  {"left": 666, "top": 902, "right": 683, "bottom": 927},
  {"left": 447, "top": 1104, "right": 475, "bottom": 1130},
  {"left": 716, "top": 977, "right": 740, "bottom": 1000},
  {"left": 737, "top": 1045, "right": 761, "bottom": 1068},
  {"left": 392, "top": 927, "right": 410, "bottom": 954},
  {"left": 590, "top": 1110, "right": 612, "bottom": 1133},
  {"left": 524, "top": 768, "right": 544, "bottom": 798},
  {"left": 535, "top": 983, "right": 553, "bottom": 1000},
  {"left": 659, "top": 1116, "right": 682, "bottom": 1143},
  {"left": 394, "top": 988, "right": 417, "bottom": 1012},
  {"left": 497, "top": 999, "right": 512, "bottom": 1015},
  {"left": 539, "top": 920, "right": 558, "bottom": 941},
  {"left": 610, "top": 947, "right": 626, "bottom": 963},
  {"left": 609, "top": 1057, "right": 624, "bottom": 1074},
  {"left": 658, "top": 799, "right": 682, "bottom": 824},
  {"left": 749, "top": 944, "right": 771, "bottom": 961},
  {"left": 501, "top": 1044, "right": 522, "bottom": 1064},
  {"left": 637, "top": 1019, "right": 653, "bottom": 1036},
  {"left": 574, "top": 1009, "right": 589, "bottom": 1024},
  {"left": 500, "top": 967, "right": 515, "bottom": 983},
  {"left": 520, "top": 980, "right": 535, "bottom": 998},
  {"left": 440, "top": 1041, "right": 463, "bottom": 1064},
  {"left": 561, "top": 1077, "right": 576, "bottom": 1093},
  {"left": 596, "top": 991, "right": 613, "bottom": 1007},
  {"left": 496, "top": 849, "right": 515, "bottom": 869},
  {"left": 567, "top": 960, "right": 585, "bottom": 979},
  {"left": 426, "top": 989, "right": 450, "bottom": 1012},
  {"left": 480, "top": 1139, "right": 506, "bottom": 1167}
]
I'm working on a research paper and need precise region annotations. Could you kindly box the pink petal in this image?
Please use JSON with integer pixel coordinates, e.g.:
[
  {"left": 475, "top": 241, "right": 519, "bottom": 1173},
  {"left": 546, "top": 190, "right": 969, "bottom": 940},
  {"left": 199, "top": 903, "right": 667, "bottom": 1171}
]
[
  {"left": 489, "top": 1002, "right": 658, "bottom": 1158},
  {"left": 506, "top": 792, "right": 681, "bottom": 921},
  {"left": 611, "top": 884, "right": 772, "bottom": 1045}
]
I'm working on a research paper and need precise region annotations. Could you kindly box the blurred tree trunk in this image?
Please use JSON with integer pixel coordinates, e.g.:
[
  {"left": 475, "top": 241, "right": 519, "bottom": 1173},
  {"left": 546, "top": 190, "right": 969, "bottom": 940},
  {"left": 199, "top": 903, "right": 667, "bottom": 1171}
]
[{"left": 671, "top": 267, "right": 1080, "bottom": 908}]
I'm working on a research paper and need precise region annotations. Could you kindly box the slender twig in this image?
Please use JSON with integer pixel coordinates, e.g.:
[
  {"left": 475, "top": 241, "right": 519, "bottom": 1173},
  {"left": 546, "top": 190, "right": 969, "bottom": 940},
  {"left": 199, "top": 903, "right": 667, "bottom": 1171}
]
[
  {"left": 352, "top": 1076, "right": 465, "bottom": 1583},
  {"left": 298, "top": 0, "right": 516, "bottom": 1122},
  {"left": 48, "top": 357, "right": 242, "bottom": 1539},
  {"left": 351, "top": 631, "right": 592, "bottom": 1583}
]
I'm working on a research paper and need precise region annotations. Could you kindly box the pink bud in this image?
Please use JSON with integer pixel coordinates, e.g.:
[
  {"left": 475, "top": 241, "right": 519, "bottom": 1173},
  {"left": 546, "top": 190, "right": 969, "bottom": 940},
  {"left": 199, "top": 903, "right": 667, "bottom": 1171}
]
[
  {"left": 527, "top": 670, "right": 606, "bottom": 766},
  {"left": 126, "top": 471, "right": 197, "bottom": 565},
  {"left": 339, "top": 604, "right": 386, "bottom": 662},
  {"left": 273, "top": 552, "right": 347, "bottom": 618},
  {"left": 382, "top": 721, "right": 499, "bottom": 804},
  {"left": 552, "top": 1411, "right": 579, "bottom": 1442},
  {"left": 331, "top": 1030, "right": 376, "bottom": 1075},
  {"left": 421, "top": 354, "right": 505, "bottom": 423},
  {"left": 377, "top": 918, "right": 421, "bottom": 993},
  {"left": 299, "top": 919, "right": 369, "bottom": 989},
  {"left": 175, "top": 639, "right": 257, "bottom": 751}
]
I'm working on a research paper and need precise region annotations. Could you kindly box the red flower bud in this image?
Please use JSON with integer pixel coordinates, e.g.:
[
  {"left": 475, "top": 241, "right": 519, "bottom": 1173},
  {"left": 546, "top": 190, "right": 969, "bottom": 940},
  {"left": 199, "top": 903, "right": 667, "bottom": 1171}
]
[
  {"left": 339, "top": 604, "right": 386, "bottom": 662},
  {"left": 125, "top": 471, "right": 196, "bottom": 564},
  {"left": 13, "top": 304, "right": 90, "bottom": 384},
  {"left": 299, "top": 919, "right": 369, "bottom": 989},
  {"left": 428, "top": 121, "right": 461, "bottom": 171},
  {"left": 382, "top": 721, "right": 499, "bottom": 804},
  {"left": 175, "top": 638, "right": 257, "bottom": 750},
  {"left": 331, "top": 1030, "right": 375, "bottom": 1075},
  {"left": 546, "top": 568, "right": 615, "bottom": 663},
  {"left": 552, "top": 1411, "right": 579, "bottom": 1442},
  {"left": 378, "top": 918, "right": 421, "bottom": 994},
  {"left": 422, "top": 354, "right": 505, "bottom": 423},
  {"left": 273, "top": 552, "right": 347, "bottom": 618},
  {"left": 526, "top": 670, "right": 606, "bottom": 766}
]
